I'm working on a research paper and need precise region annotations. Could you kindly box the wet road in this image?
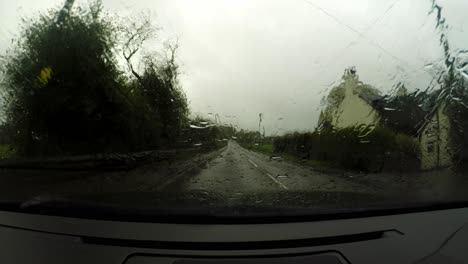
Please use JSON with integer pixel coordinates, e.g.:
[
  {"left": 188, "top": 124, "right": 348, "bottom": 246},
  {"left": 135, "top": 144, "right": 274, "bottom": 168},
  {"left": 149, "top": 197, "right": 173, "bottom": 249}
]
[
  {"left": 177, "top": 141, "right": 378, "bottom": 196},
  {"left": 2, "top": 140, "right": 466, "bottom": 209}
]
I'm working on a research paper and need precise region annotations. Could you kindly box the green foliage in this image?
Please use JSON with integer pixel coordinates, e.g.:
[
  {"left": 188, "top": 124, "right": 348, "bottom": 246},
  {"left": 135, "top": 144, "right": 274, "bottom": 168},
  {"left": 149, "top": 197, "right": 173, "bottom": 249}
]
[
  {"left": 138, "top": 52, "right": 189, "bottom": 143},
  {"left": 395, "top": 133, "right": 420, "bottom": 153},
  {"left": 2, "top": 1, "right": 131, "bottom": 155},
  {"left": 248, "top": 144, "right": 273, "bottom": 155},
  {"left": 0, "top": 145, "right": 15, "bottom": 159},
  {"left": 236, "top": 129, "right": 262, "bottom": 145},
  {"left": 0, "top": 0, "right": 194, "bottom": 156},
  {"left": 301, "top": 159, "right": 336, "bottom": 170},
  {"left": 273, "top": 126, "right": 420, "bottom": 172},
  {"left": 445, "top": 73, "right": 468, "bottom": 162}
]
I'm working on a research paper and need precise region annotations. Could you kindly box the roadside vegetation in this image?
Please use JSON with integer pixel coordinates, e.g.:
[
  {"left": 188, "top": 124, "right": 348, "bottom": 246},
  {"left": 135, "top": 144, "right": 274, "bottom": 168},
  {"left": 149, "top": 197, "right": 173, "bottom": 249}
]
[
  {"left": 273, "top": 127, "right": 420, "bottom": 173},
  {"left": 249, "top": 144, "right": 274, "bottom": 156},
  {"left": 238, "top": 126, "right": 420, "bottom": 173},
  {"left": 0, "top": 145, "right": 15, "bottom": 159},
  {"left": 238, "top": 0, "right": 468, "bottom": 173},
  {"left": 0, "top": 0, "right": 229, "bottom": 158}
]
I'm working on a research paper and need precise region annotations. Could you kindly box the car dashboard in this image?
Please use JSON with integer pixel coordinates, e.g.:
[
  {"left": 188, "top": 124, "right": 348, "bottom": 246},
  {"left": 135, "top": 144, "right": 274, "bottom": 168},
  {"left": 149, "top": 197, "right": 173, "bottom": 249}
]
[{"left": 0, "top": 207, "right": 467, "bottom": 264}]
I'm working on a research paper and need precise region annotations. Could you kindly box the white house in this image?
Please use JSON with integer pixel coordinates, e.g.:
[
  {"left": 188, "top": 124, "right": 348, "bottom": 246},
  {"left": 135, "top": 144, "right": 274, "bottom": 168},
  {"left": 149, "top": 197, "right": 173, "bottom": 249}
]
[
  {"left": 418, "top": 102, "right": 453, "bottom": 170},
  {"left": 319, "top": 68, "right": 453, "bottom": 170},
  {"left": 320, "top": 68, "right": 381, "bottom": 129}
]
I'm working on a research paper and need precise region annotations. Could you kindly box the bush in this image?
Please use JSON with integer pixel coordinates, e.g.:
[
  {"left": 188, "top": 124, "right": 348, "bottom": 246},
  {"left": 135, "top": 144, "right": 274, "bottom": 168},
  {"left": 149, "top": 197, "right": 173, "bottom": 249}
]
[
  {"left": 273, "top": 126, "right": 420, "bottom": 172},
  {"left": 0, "top": 145, "right": 15, "bottom": 159},
  {"left": 248, "top": 144, "right": 273, "bottom": 155}
]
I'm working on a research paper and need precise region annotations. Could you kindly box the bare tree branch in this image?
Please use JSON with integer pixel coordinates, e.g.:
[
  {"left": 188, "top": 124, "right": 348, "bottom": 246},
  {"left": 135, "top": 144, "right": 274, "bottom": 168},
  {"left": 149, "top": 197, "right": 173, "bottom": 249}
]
[{"left": 120, "top": 12, "right": 156, "bottom": 83}]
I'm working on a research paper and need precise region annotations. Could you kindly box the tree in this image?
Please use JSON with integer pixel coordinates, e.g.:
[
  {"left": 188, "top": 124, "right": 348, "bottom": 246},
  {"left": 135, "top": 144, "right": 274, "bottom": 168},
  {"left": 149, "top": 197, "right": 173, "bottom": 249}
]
[
  {"left": 0, "top": 0, "right": 156, "bottom": 155},
  {"left": 138, "top": 42, "right": 189, "bottom": 142},
  {"left": 116, "top": 12, "right": 189, "bottom": 144},
  {"left": 119, "top": 12, "right": 157, "bottom": 85}
]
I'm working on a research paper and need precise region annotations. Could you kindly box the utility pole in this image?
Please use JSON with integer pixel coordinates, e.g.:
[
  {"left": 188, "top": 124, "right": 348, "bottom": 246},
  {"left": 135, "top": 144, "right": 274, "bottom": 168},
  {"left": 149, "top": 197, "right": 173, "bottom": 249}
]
[{"left": 258, "top": 113, "right": 263, "bottom": 134}]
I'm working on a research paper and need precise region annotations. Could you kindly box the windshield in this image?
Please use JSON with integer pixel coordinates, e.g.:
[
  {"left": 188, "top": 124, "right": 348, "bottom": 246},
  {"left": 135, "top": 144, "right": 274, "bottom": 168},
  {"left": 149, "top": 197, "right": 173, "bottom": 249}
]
[{"left": 1, "top": 0, "right": 468, "bottom": 218}]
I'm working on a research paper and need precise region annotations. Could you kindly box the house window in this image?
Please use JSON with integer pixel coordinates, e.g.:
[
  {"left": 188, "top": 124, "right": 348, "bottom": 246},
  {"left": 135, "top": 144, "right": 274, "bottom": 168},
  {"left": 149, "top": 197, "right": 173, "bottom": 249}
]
[{"left": 427, "top": 142, "right": 435, "bottom": 153}]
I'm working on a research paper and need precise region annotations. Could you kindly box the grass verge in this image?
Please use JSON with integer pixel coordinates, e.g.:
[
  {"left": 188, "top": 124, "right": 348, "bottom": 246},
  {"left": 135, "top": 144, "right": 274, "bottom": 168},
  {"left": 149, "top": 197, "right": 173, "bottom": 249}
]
[
  {"left": 0, "top": 145, "right": 15, "bottom": 159},
  {"left": 243, "top": 143, "right": 339, "bottom": 172}
]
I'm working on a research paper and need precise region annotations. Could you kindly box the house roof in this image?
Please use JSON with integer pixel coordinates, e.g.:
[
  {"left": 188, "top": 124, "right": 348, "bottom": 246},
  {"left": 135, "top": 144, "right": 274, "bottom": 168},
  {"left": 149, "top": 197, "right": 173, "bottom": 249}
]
[
  {"left": 371, "top": 93, "right": 430, "bottom": 136},
  {"left": 346, "top": 80, "right": 431, "bottom": 136},
  {"left": 358, "top": 91, "right": 383, "bottom": 104},
  {"left": 322, "top": 68, "right": 445, "bottom": 137},
  {"left": 354, "top": 82, "right": 383, "bottom": 104}
]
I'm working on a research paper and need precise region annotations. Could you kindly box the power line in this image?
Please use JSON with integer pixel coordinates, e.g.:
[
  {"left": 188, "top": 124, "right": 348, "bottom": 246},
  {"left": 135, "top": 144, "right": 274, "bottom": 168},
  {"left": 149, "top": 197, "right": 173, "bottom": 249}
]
[
  {"left": 300, "top": 0, "right": 425, "bottom": 75},
  {"left": 316, "top": 0, "right": 402, "bottom": 78}
]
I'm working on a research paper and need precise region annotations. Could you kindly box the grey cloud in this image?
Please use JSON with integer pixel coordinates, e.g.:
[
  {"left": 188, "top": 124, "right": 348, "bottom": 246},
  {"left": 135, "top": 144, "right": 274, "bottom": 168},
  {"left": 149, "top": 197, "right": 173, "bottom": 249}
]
[{"left": 1, "top": 0, "right": 467, "bottom": 134}]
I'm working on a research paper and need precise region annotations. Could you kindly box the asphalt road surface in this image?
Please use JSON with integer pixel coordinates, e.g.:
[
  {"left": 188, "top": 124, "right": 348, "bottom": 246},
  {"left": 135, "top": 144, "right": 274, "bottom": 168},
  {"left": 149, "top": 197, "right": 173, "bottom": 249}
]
[
  {"left": 2, "top": 140, "right": 466, "bottom": 210},
  {"left": 168, "top": 141, "right": 468, "bottom": 206},
  {"left": 177, "top": 141, "right": 379, "bottom": 196}
]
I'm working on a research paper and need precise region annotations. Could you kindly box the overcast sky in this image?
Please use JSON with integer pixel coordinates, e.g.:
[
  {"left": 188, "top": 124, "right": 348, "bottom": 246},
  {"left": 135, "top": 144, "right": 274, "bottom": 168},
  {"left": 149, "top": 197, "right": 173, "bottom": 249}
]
[{"left": 1, "top": 0, "right": 467, "bottom": 134}]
